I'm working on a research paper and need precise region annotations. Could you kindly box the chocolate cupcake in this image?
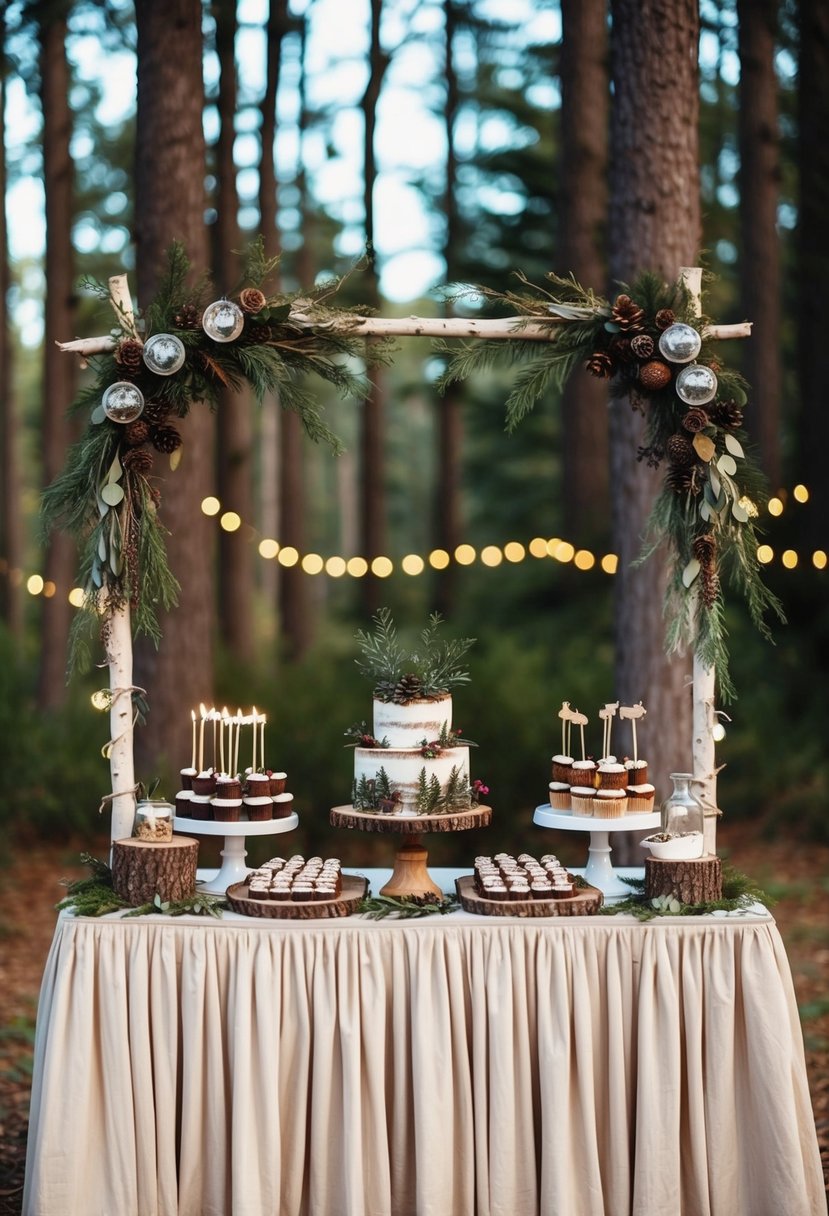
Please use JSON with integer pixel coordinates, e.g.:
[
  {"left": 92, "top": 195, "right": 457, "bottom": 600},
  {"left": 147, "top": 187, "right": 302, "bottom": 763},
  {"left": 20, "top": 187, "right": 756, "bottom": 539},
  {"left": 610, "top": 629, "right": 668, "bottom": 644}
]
[
  {"left": 191, "top": 770, "right": 217, "bottom": 797},
  {"left": 268, "top": 771, "right": 287, "bottom": 796},
  {"left": 190, "top": 794, "right": 214, "bottom": 820},
  {"left": 175, "top": 789, "right": 194, "bottom": 818},
  {"left": 626, "top": 783, "right": 655, "bottom": 813},
  {"left": 595, "top": 789, "right": 627, "bottom": 817},
  {"left": 244, "top": 795, "right": 273, "bottom": 822},
  {"left": 625, "top": 759, "right": 649, "bottom": 786},
  {"left": 179, "top": 767, "right": 197, "bottom": 791},
  {"left": 596, "top": 762, "right": 627, "bottom": 790},
  {"left": 272, "top": 792, "right": 294, "bottom": 819},
  {"left": 214, "top": 774, "right": 242, "bottom": 801},
  {"left": 551, "top": 754, "right": 575, "bottom": 784},
  {"left": 211, "top": 797, "right": 242, "bottom": 822}
]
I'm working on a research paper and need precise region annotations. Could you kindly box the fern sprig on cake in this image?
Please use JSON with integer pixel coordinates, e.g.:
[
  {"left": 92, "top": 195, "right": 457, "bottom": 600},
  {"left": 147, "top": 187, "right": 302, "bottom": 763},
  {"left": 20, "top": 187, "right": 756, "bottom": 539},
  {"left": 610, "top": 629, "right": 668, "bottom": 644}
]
[{"left": 355, "top": 607, "right": 475, "bottom": 702}]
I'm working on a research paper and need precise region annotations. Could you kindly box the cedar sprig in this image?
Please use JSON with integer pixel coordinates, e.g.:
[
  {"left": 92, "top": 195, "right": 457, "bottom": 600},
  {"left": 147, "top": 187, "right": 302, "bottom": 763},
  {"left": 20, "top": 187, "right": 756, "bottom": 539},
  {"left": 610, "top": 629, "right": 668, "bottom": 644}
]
[{"left": 358, "top": 893, "right": 459, "bottom": 918}]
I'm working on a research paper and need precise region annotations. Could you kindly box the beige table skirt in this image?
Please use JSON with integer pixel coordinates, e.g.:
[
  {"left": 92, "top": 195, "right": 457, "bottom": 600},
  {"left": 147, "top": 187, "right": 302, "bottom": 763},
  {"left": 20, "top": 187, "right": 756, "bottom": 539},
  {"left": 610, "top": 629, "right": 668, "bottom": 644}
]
[{"left": 23, "top": 910, "right": 826, "bottom": 1216}]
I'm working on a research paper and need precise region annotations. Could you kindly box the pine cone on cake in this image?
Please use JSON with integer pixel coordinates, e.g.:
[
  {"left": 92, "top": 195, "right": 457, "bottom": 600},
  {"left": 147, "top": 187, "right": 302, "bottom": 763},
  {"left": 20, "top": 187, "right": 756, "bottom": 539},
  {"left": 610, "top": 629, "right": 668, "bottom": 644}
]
[
  {"left": 124, "top": 420, "right": 151, "bottom": 446},
  {"left": 682, "top": 406, "right": 710, "bottom": 434},
  {"left": 114, "top": 338, "right": 144, "bottom": 374},
  {"left": 239, "top": 287, "right": 267, "bottom": 314},
  {"left": 630, "top": 333, "right": 654, "bottom": 360},
  {"left": 586, "top": 351, "right": 614, "bottom": 379},
  {"left": 666, "top": 433, "right": 696, "bottom": 468},
  {"left": 639, "top": 360, "right": 672, "bottom": 391},
  {"left": 150, "top": 423, "right": 182, "bottom": 454},
  {"left": 173, "top": 303, "right": 202, "bottom": 329},
  {"left": 610, "top": 294, "right": 645, "bottom": 332},
  {"left": 654, "top": 308, "right": 676, "bottom": 330},
  {"left": 122, "top": 446, "right": 154, "bottom": 475},
  {"left": 392, "top": 673, "right": 424, "bottom": 704}
]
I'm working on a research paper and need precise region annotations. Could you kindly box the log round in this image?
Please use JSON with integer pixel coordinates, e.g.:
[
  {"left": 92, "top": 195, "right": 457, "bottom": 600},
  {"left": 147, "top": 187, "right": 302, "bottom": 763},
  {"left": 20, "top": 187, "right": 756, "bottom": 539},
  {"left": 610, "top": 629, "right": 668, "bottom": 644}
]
[
  {"left": 644, "top": 855, "right": 723, "bottom": 905},
  {"left": 112, "top": 836, "right": 199, "bottom": 906}
]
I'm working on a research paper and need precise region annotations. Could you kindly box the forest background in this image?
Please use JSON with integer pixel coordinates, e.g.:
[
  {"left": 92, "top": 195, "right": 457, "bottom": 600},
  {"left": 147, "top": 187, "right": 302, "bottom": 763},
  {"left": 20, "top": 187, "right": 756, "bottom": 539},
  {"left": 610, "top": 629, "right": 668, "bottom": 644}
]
[{"left": 1, "top": 0, "right": 828, "bottom": 869}]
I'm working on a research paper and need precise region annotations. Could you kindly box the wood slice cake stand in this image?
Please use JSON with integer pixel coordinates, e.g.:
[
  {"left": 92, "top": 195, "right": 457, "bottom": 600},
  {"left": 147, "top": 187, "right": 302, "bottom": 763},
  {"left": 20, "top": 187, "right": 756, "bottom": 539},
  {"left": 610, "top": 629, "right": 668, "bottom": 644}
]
[
  {"left": 173, "top": 813, "right": 299, "bottom": 894},
  {"left": 226, "top": 874, "right": 368, "bottom": 919},
  {"left": 330, "top": 805, "right": 492, "bottom": 901},
  {"left": 455, "top": 875, "right": 603, "bottom": 918}
]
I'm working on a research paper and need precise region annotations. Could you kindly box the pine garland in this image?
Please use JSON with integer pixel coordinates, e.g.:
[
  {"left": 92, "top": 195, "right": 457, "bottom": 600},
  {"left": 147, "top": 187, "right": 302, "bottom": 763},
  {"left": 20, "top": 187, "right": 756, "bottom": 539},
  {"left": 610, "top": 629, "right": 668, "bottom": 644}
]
[
  {"left": 599, "top": 866, "right": 772, "bottom": 920},
  {"left": 56, "top": 853, "right": 227, "bottom": 918},
  {"left": 358, "top": 892, "right": 459, "bottom": 918}
]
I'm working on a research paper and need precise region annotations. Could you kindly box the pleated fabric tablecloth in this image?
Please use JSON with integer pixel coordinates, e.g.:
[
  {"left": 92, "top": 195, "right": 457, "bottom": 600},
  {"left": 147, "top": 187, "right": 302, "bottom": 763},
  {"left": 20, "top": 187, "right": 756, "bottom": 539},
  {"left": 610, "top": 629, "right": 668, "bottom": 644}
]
[{"left": 23, "top": 909, "right": 826, "bottom": 1216}]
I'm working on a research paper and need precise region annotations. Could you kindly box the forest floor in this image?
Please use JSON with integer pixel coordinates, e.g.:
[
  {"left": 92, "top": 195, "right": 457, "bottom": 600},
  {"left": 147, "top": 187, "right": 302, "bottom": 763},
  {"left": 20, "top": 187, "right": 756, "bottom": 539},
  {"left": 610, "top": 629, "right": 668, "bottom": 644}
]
[{"left": 0, "top": 823, "right": 827, "bottom": 1214}]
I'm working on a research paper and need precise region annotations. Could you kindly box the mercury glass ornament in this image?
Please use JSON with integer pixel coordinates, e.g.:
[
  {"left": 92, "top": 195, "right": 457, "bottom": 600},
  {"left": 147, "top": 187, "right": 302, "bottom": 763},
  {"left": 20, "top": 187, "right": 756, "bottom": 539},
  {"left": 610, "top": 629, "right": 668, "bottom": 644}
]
[
  {"left": 102, "top": 381, "right": 145, "bottom": 424},
  {"left": 675, "top": 363, "right": 718, "bottom": 406},
  {"left": 658, "top": 322, "right": 702, "bottom": 364},
  {"left": 142, "top": 332, "right": 186, "bottom": 376},
  {"left": 202, "top": 298, "right": 245, "bottom": 343}
]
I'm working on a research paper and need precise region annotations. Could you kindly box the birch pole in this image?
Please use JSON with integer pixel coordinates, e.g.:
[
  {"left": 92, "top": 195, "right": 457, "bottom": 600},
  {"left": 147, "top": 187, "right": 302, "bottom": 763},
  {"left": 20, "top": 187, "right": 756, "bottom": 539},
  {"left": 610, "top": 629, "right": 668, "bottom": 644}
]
[
  {"left": 681, "top": 266, "right": 721, "bottom": 855},
  {"left": 103, "top": 273, "right": 139, "bottom": 844}
]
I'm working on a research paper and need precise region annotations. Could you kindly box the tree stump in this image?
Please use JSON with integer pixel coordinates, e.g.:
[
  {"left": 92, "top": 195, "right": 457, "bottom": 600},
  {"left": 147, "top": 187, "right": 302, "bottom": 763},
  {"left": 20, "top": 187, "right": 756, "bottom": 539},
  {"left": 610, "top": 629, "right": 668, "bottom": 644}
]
[
  {"left": 112, "top": 836, "right": 199, "bottom": 906},
  {"left": 644, "top": 855, "right": 723, "bottom": 905}
]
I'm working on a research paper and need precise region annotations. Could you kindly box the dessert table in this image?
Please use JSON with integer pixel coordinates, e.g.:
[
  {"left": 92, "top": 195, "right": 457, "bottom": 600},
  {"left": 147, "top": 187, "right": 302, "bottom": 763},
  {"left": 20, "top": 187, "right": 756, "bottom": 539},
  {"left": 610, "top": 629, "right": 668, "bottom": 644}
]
[{"left": 23, "top": 869, "right": 826, "bottom": 1216}]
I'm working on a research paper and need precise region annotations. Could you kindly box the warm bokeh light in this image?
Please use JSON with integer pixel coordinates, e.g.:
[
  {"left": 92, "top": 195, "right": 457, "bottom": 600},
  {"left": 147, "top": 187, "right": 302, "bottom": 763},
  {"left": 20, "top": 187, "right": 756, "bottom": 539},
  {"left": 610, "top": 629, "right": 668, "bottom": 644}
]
[
  {"left": 68, "top": 587, "right": 85, "bottom": 607},
  {"left": 480, "top": 545, "right": 503, "bottom": 567},
  {"left": 712, "top": 723, "right": 726, "bottom": 742},
  {"left": 574, "top": 549, "right": 595, "bottom": 571},
  {"left": 258, "top": 539, "right": 279, "bottom": 559},
  {"left": 454, "top": 544, "right": 476, "bottom": 565},
  {"left": 371, "top": 556, "right": 393, "bottom": 577},
  {"left": 554, "top": 541, "right": 575, "bottom": 563},
  {"left": 813, "top": 550, "right": 827, "bottom": 570},
  {"left": 219, "top": 511, "right": 241, "bottom": 532},
  {"left": 601, "top": 553, "right": 618, "bottom": 575},
  {"left": 277, "top": 546, "right": 299, "bottom": 567},
  {"left": 347, "top": 556, "right": 369, "bottom": 577},
  {"left": 528, "top": 536, "right": 548, "bottom": 558},
  {"left": 90, "top": 690, "right": 110, "bottom": 711},
  {"left": 503, "top": 541, "right": 525, "bottom": 563},
  {"left": 201, "top": 496, "right": 221, "bottom": 516},
  {"left": 546, "top": 537, "right": 561, "bottom": 557},
  {"left": 757, "top": 544, "right": 774, "bottom": 564},
  {"left": 325, "top": 556, "right": 347, "bottom": 577},
  {"left": 782, "top": 549, "right": 798, "bottom": 569},
  {"left": 301, "top": 553, "right": 324, "bottom": 574},
  {"left": 428, "top": 548, "right": 450, "bottom": 570},
  {"left": 767, "top": 497, "right": 783, "bottom": 516},
  {"left": 738, "top": 495, "right": 758, "bottom": 518},
  {"left": 43, "top": 580, "right": 56, "bottom": 598},
  {"left": 793, "top": 484, "right": 809, "bottom": 503},
  {"left": 401, "top": 554, "right": 425, "bottom": 575},
  {"left": 26, "top": 574, "right": 44, "bottom": 595}
]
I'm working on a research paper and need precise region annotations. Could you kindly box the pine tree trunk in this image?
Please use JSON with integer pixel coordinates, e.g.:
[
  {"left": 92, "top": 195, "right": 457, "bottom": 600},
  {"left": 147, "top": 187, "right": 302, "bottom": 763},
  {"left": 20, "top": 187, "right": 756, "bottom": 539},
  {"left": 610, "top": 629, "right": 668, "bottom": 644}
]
[
  {"left": 737, "top": 0, "right": 781, "bottom": 489},
  {"left": 558, "top": 0, "right": 609, "bottom": 543},
  {"left": 644, "top": 855, "right": 723, "bottom": 905},
  {"left": 608, "top": 0, "right": 700, "bottom": 860},
  {"left": 213, "top": 0, "right": 255, "bottom": 664},
  {"left": 37, "top": 15, "right": 77, "bottom": 709},
  {"left": 797, "top": 0, "right": 829, "bottom": 545},
  {"left": 0, "top": 16, "right": 23, "bottom": 638},
  {"left": 134, "top": 0, "right": 214, "bottom": 777}
]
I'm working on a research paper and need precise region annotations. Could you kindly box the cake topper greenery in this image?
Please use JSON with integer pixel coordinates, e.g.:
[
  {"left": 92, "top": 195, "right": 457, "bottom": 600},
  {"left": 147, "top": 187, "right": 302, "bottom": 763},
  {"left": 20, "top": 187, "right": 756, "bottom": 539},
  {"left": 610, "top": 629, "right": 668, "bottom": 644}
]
[{"left": 355, "top": 607, "right": 475, "bottom": 703}]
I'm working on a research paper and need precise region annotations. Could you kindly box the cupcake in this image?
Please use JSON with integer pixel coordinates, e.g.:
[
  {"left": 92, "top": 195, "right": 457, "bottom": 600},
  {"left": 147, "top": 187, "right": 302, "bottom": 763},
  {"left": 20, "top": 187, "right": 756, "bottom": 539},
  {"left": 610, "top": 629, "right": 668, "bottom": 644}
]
[
  {"left": 570, "top": 785, "right": 597, "bottom": 816},
  {"left": 625, "top": 759, "right": 649, "bottom": 786},
  {"left": 531, "top": 880, "right": 553, "bottom": 900},
  {"left": 191, "top": 770, "right": 217, "bottom": 797},
  {"left": 244, "top": 795, "right": 273, "bottom": 822},
  {"left": 179, "top": 767, "right": 197, "bottom": 791},
  {"left": 268, "top": 771, "right": 287, "bottom": 796},
  {"left": 548, "top": 781, "right": 571, "bottom": 811},
  {"left": 272, "top": 792, "right": 294, "bottom": 819},
  {"left": 571, "top": 759, "right": 597, "bottom": 788},
  {"left": 595, "top": 789, "right": 627, "bottom": 818},
  {"left": 214, "top": 774, "right": 242, "bottom": 801},
  {"left": 596, "top": 762, "right": 627, "bottom": 790},
  {"left": 190, "top": 793, "right": 214, "bottom": 820},
  {"left": 626, "top": 783, "right": 656, "bottom": 813},
  {"left": 211, "top": 796, "right": 242, "bottom": 822},
  {"left": 552, "top": 881, "right": 574, "bottom": 900},
  {"left": 175, "top": 789, "right": 194, "bottom": 818},
  {"left": 551, "top": 754, "right": 574, "bottom": 784},
  {"left": 246, "top": 771, "right": 271, "bottom": 798}
]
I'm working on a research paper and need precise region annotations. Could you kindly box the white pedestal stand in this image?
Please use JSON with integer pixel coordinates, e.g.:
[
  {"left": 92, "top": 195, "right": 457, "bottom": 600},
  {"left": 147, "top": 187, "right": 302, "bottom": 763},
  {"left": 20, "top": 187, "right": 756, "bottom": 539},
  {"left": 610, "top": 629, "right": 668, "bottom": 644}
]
[
  {"left": 533, "top": 805, "right": 661, "bottom": 902},
  {"left": 173, "top": 814, "right": 299, "bottom": 894}
]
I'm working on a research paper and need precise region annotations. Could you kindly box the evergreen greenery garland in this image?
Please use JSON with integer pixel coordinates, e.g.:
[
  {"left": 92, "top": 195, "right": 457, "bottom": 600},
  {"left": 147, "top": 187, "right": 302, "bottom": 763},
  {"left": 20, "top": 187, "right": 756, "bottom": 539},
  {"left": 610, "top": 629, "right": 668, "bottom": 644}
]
[
  {"left": 57, "top": 853, "right": 227, "bottom": 918},
  {"left": 599, "top": 865, "right": 772, "bottom": 920}
]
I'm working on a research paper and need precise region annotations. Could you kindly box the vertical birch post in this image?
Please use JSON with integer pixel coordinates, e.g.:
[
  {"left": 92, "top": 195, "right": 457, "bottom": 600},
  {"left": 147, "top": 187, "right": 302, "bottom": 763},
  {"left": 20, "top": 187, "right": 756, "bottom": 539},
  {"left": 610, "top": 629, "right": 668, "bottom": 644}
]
[
  {"left": 681, "top": 266, "right": 720, "bottom": 855},
  {"left": 104, "top": 273, "right": 138, "bottom": 844}
]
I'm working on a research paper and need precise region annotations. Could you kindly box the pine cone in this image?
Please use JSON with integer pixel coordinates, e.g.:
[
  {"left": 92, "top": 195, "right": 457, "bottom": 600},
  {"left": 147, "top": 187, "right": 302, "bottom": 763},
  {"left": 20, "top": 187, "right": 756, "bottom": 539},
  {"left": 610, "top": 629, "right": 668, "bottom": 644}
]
[
  {"left": 682, "top": 407, "right": 709, "bottom": 434},
  {"left": 240, "top": 321, "right": 273, "bottom": 346},
  {"left": 239, "top": 287, "right": 267, "bottom": 314},
  {"left": 586, "top": 351, "right": 614, "bottom": 379},
  {"left": 655, "top": 308, "right": 676, "bottom": 330},
  {"left": 122, "top": 447, "right": 154, "bottom": 476},
  {"left": 124, "top": 420, "right": 151, "bottom": 446},
  {"left": 666, "top": 433, "right": 696, "bottom": 468},
  {"left": 115, "top": 338, "right": 144, "bottom": 373},
  {"left": 693, "top": 535, "right": 720, "bottom": 608},
  {"left": 141, "top": 400, "right": 173, "bottom": 426},
  {"left": 639, "top": 360, "right": 672, "bottom": 391},
  {"left": 173, "top": 303, "right": 202, "bottom": 329},
  {"left": 393, "top": 673, "right": 424, "bottom": 704},
  {"left": 666, "top": 464, "right": 701, "bottom": 495},
  {"left": 610, "top": 294, "right": 645, "bottom": 332},
  {"left": 712, "top": 399, "right": 744, "bottom": 430},
  {"left": 692, "top": 533, "right": 717, "bottom": 567},
  {"left": 630, "top": 333, "right": 654, "bottom": 359},
  {"left": 150, "top": 423, "right": 182, "bottom": 454}
]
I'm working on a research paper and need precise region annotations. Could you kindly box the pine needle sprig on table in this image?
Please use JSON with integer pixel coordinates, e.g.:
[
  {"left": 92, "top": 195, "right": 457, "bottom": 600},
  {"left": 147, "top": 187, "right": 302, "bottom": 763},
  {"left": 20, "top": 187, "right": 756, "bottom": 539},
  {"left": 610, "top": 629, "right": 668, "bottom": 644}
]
[
  {"left": 357, "top": 893, "right": 459, "bottom": 919},
  {"left": 600, "top": 867, "right": 773, "bottom": 920}
]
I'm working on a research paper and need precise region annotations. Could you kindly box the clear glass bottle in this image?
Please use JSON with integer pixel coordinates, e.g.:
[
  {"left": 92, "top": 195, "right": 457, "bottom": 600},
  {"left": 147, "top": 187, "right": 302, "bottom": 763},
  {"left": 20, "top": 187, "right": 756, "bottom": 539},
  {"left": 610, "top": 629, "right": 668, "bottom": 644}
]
[
  {"left": 133, "top": 799, "right": 174, "bottom": 843},
  {"left": 660, "top": 773, "right": 704, "bottom": 854}
]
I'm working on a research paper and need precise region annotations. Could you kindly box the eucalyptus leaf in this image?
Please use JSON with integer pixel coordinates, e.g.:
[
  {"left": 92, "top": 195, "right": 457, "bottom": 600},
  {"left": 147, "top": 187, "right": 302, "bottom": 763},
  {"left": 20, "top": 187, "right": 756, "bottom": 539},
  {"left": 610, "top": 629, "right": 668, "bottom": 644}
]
[
  {"left": 709, "top": 469, "right": 721, "bottom": 499},
  {"left": 704, "top": 481, "right": 719, "bottom": 509},
  {"left": 169, "top": 448, "right": 182, "bottom": 472},
  {"left": 682, "top": 558, "right": 701, "bottom": 588},
  {"left": 97, "top": 495, "right": 110, "bottom": 518},
  {"left": 101, "top": 482, "right": 124, "bottom": 506},
  {"left": 546, "top": 302, "right": 599, "bottom": 320},
  {"left": 91, "top": 557, "right": 103, "bottom": 588},
  {"left": 717, "top": 454, "right": 738, "bottom": 477},
  {"left": 90, "top": 405, "right": 107, "bottom": 425},
  {"left": 110, "top": 548, "right": 124, "bottom": 575},
  {"left": 733, "top": 386, "right": 747, "bottom": 406},
  {"left": 732, "top": 501, "right": 750, "bottom": 523},
  {"left": 724, "top": 433, "right": 744, "bottom": 458},
  {"left": 97, "top": 531, "right": 108, "bottom": 562},
  {"left": 604, "top": 320, "right": 620, "bottom": 333},
  {"left": 700, "top": 501, "right": 713, "bottom": 522},
  {"left": 108, "top": 453, "right": 123, "bottom": 483}
]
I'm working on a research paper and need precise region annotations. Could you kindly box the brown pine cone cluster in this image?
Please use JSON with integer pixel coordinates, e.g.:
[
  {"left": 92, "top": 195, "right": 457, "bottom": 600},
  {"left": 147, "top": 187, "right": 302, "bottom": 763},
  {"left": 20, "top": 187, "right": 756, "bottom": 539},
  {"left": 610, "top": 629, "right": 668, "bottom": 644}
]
[
  {"left": 611, "top": 294, "right": 645, "bottom": 332},
  {"left": 712, "top": 399, "right": 743, "bottom": 430},
  {"left": 630, "top": 333, "right": 654, "bottom": 359},
  {"left": 666, "top": 464, "right": 702, "bottom": 496},
  {"left": 124, "top": 420, "right": 151, "bottom": 446},
  {"left": 122, "top": 447, "right": 154, "bottom": 475},
  {"left": 693, "top": 533, "right": 719, "bottom": 607},
  {"left": 586, "top": 351, "right": 614, "bottom": 379},
  {"left": 151, "top": 424, "right": 182, "bottom": 454},
  {"left": 173, "top": 303, "right": 202, "bottom": 329},
  {"left": 239, "top": 287, "right": 267, "bottom": 314},
  {"left": 666, "top": 433, "right": 696, "bottom": 468},
  {"left": 141, "top": 400, "right": 173, "bottom": 425},
  {"left": 654, "top": 308, "right": 676, "bottom": 331},
  {"left": 115, "top": 338, "right": 144, "bottom": 374},
  {"left": 682, "top": 406, "right": 709, "bottom": 434}
]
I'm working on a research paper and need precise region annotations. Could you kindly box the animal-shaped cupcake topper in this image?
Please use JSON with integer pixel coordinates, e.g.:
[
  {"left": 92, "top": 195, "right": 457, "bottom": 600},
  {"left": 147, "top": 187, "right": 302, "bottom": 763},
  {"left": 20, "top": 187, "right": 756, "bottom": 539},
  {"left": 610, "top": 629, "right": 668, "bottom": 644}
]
[
  {"left": 568, "top": 708, "right": 589, "bottom": 759},
  {"left": 619, "top": 702, "right": 647, "bottom": 763},
  {"left": 558, "top": 701, "right": 573, "bottom": 755},
  {"left": 598, "top": 702, "right": 619, "bottom": 760}
]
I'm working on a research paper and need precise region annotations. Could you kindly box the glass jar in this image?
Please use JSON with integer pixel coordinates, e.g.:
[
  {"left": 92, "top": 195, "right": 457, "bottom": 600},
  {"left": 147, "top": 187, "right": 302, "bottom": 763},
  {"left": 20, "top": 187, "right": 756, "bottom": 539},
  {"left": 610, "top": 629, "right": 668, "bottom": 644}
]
[
  {"left": 133, "top": 799, "right": 174, "bottom": 843},
  {"left": 660, "top": 774, "right": 704, "bottom": 855}
]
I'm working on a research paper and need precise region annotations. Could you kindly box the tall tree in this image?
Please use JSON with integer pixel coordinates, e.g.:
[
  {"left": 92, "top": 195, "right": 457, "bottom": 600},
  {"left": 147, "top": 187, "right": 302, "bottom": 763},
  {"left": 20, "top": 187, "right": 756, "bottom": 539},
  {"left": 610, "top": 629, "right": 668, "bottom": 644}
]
[
  {"left": 608, "top": 0, "right": 700, "bottom": 809},
  {"left": 213, "top": 0, "right": 255, "bottom": 663},
  {"left": 558, "top": 0, "right": 609, "bottom": 542},
  {"left": 738, "top": 0, "right": 782, "bottom": 488},
  {"left": 37, "top": 4, "right": 76, "bottom": 708},
  {"left": 134, "top": 0, "right": 213, "bottom": 775},
  {"left": 796, "top": 0, "right": 829, "bottom": 542},
  {"left": 0, "top": 5, "right": 23, "bottom": 638}
]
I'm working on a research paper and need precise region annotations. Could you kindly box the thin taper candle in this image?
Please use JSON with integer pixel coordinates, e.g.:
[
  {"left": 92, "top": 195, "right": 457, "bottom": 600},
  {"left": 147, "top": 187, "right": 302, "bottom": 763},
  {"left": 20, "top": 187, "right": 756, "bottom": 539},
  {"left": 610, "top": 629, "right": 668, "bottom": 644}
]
[{"left": 190, "top": 710, "right": 197, "bottom": 770}]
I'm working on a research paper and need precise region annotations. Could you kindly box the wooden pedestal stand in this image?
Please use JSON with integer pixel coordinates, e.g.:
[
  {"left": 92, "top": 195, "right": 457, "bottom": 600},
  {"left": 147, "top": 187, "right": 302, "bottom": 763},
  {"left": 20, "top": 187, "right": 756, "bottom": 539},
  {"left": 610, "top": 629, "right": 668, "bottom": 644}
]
[
  {"left": 644, "top": 855, "right": 723, "bottom": 905},
  {"left": 112, "top": 836, "right": 199, "bottom": 906},
  {"left": 330, "top": 805, "right": 492, "bottom": 901}
]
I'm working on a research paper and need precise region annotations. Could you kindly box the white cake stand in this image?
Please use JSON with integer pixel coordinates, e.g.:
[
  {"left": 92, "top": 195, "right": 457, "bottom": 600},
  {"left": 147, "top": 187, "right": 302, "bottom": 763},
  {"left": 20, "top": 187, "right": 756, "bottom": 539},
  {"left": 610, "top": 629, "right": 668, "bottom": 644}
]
[
  {"left": 533, "top": 805, "right": 661, "bottom": 902},
  {"left": 173, "top": 814, "right": 299, "bottom": 894}
]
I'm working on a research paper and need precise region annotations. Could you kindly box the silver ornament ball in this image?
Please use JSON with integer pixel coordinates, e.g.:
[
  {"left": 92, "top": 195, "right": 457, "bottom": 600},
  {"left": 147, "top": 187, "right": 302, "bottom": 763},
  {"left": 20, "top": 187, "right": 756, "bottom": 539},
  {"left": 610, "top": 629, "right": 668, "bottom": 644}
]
[
  {"left": 675, "top": 363, "right": 718, "bottom": 406},
  {"left": 658, "top": 322, "right": 702, "bottom": 364},
  {"left": 102, "top": 381, "right": 145, "bottom": 424},
  {"left": 202, "top": 298, "right": 245, "bottom": 343},
  {"left": 142, "top": 333, "right": 186, "bottom": 375}
]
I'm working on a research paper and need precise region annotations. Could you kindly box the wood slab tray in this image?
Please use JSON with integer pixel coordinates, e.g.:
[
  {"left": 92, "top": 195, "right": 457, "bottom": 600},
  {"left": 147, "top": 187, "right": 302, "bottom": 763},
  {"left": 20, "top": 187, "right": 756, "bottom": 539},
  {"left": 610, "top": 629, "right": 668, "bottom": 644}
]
[
  {"left": 226, "top": 874, "right": 368, "bottom": 919},
  {"left": 330, "top": 804, "right": 492, "bottom": 834},
  {"left": 455, "top": 875, "right": 603, "bottom": 917}
]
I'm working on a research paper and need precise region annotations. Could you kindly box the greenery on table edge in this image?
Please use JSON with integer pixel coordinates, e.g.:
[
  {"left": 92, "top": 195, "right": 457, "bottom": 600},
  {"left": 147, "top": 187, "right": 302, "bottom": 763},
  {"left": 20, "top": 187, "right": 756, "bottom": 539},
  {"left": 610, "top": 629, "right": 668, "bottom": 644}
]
[
  {"left": 438, "top": 270, "right": 785, "bottom": 700},
  {"left": 599, "top": 865, "right": 773, "bottom": 920},
  {"left": 357, "top": 891, "right": 460, "bottom": 918},
  {"left": 57, "top": 853, "right": 227, "bottom": 918}
]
